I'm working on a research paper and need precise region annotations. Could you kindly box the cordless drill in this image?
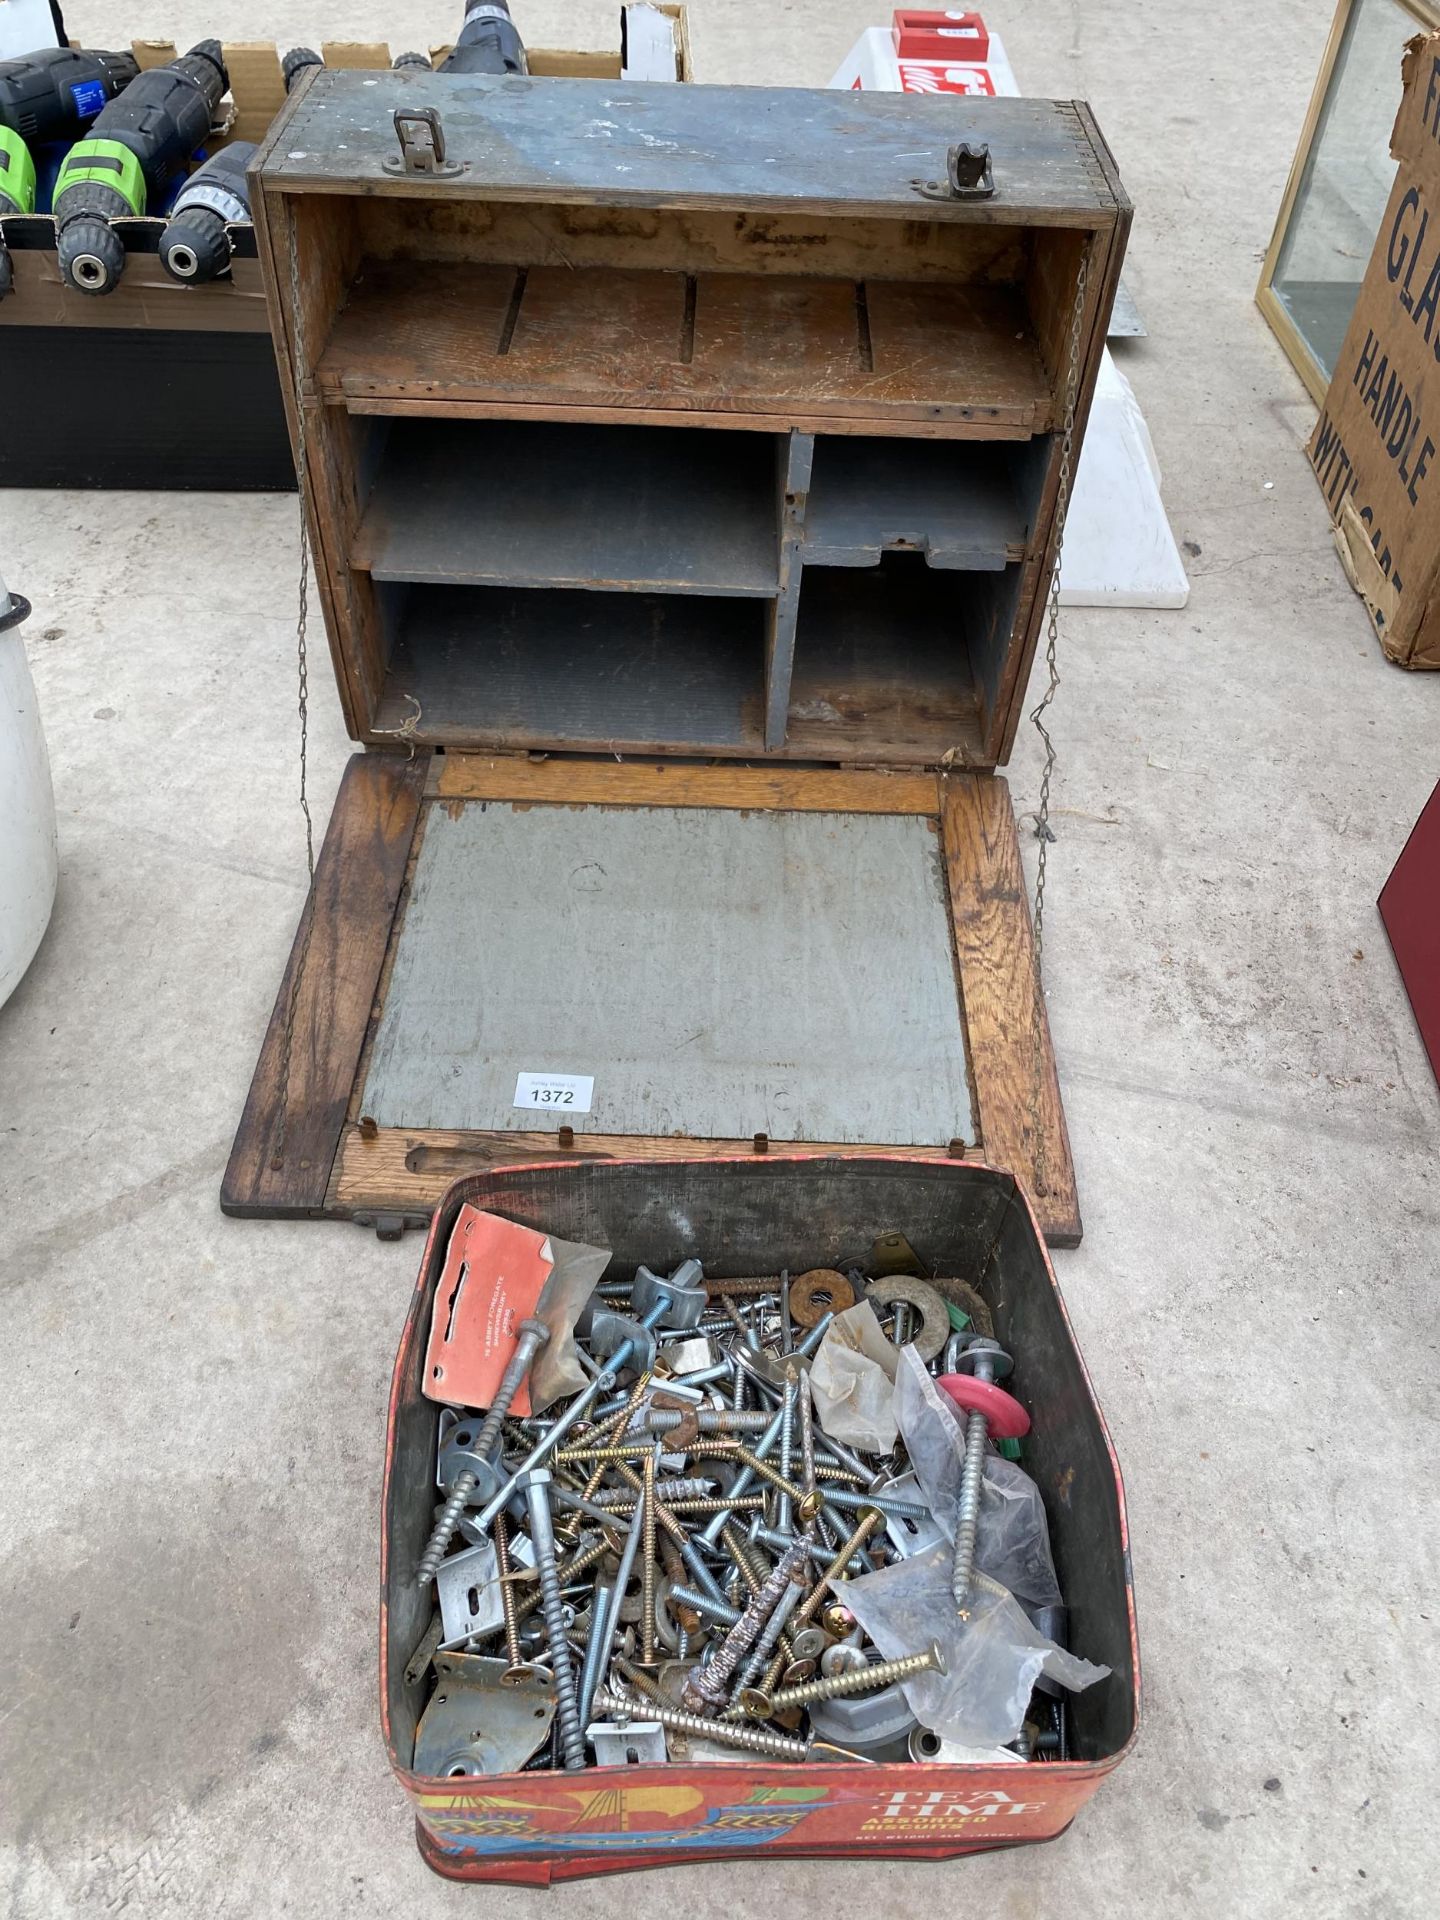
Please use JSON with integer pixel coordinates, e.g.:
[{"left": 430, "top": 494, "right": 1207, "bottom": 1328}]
[
  {"left": 0, "top": 46, "right": 140, "bottom": 217},
  {"left": 53, "top": 41, "right": 228, "bottom": 295},
  {"left": 155, "top": 34, "right": 341, "bottom": 286},
  {"left": 441, "top": 2, "right": 528, "bottom": 75},
  {"left": 157, "top": 139, "right": 257, "bottom": 282}
]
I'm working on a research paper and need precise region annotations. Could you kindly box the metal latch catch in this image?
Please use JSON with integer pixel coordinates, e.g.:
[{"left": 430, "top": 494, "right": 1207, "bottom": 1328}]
[
  {"left": 383, "top": 105, "right": 467, "bottom": 178},
  {"left": 916, "top": 140, "right": 995, "bottom": 202}
]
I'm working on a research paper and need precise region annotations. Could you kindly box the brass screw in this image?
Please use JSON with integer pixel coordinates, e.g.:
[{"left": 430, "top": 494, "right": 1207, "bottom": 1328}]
[
  {"left": 746, "top": 1641, "right": 945, "bottom": 1718},
  {"left": 640, "top": 1449, "right": 658, "bottom": 1666},
  {"left": 759, "top": 1507, "right": 885, "bottom": 1696},
  {"left": 494, "top": 1512, "right": 524, "bottom": 1671}
]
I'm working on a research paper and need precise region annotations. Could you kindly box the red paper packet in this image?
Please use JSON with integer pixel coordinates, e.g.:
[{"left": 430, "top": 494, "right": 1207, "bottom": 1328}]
[{"left": 423, "top": 1205, "right": 553, "bottom": 1410}]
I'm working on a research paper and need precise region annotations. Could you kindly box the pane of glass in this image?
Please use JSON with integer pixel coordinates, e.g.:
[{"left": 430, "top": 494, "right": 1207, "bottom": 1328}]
[{"left": 1273, "top": 0, "right": 1421, "bottom": 383}]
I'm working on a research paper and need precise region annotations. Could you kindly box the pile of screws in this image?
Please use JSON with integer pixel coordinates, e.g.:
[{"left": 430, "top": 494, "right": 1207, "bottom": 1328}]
[{"left": 408, "top": 1257, "right": 1069, "bottom": 1773}]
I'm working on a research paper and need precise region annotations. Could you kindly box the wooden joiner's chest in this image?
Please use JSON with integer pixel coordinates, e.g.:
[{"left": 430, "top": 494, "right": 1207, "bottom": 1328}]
[{"left": 225, "top": 69, "right": 1129, "bottom": 1243}]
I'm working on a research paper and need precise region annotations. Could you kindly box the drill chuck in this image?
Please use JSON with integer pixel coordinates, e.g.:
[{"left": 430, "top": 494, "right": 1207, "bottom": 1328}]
[
  {"left": 280, "top": 48, "right": 324, "bottom": 91},
  {"left": 57, "top": 218, "right": 127, "bottom": 294},
  {"left": 159, "top": 140, "right": 257, "bottom": 282}
]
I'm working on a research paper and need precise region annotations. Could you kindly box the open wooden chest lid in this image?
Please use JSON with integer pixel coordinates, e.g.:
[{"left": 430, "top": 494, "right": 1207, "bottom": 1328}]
[{"left": 224, "top": 73, "right": 1129, "bottom": 1245}]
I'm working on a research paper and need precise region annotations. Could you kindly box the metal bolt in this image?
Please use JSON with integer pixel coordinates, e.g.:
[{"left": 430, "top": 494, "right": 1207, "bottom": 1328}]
[
  {"left": 668, "top": 1582, "right": 741, "bottom": 1626},
  {"left": 725, "top": 1444, "right": 806, "bottom": 1508},
  {"left": 588, "top": 1478, "right": 715, "bottom": 1507},
  {"left": 696, "top": 1402, "right": 789, "bottom": 1547},
  {"left": 493, "top": 1512, "right": 525, "bottom": 1670},
  {"left": 594, "top": 1688, "right": 811, "bottom": 1761},
  {"left": 581, "top": 1473, "right": 649, "bottom": 1734},
  {"left": 759, "top": 1506, "right": 885, "bottom": 1695},
  {"left": 731, "top": 1556, "right": 807, "bottom": 1704},
  {"left": 947, "top": 1338, "right": 1015, "bottom": 1612},
  {"left": 821, "top": 1485, "right": 930, "bottom": 1520},
  {"left": 749, "top": 1641, "right": 945, "bottom": 1717},
  {"left": 640, "top": 1407, "right": 771, "bottom": 1433},
  {"left": 640, "top": 1450, "right": 659, "bottom": 1666},
  {"left": 415, "top": 1317, "right": 551, "bottom": 1583},
  {"left": 681, "top": 1536, "right": 810, "bottom": 1714},
  {"left": 556, "top": 1486, "right": 764, "bottom": 1522},
  {"left": 799, "top": 1382, "right": 817, "bottom": 1515},
  {"left": 776, "top": 1374, "right": 798, "bottom": 1533},
  {"left": 516, "top": 1469, "right": 587, "bottom": 1771},
  {"left": 609, "top": 1654, "right": 666, "bottom": 1702}
]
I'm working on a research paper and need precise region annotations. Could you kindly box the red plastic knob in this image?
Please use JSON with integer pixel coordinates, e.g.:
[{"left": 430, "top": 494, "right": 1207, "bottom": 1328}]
[{"left": 937, "top": 1373, "right": 1031, "bottom": 1439}]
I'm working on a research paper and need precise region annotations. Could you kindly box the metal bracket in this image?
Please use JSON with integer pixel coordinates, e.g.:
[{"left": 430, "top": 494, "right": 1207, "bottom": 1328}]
[
  {"left": 877, "top": 1472, "right": 946, "bottom": 1560},
  {"left": 414, "top": 1653, "right": 556, "bottom": 1777},
  {"left": 436, "top": 1539, "right": 507, "bottom": 1647},
  {"left": 915, "top": 141, "right": 995, "bottom": 202},
  {"left": 383, "top": 106, "right": 467, "bottom": 178},
  {"left": 588, "top": 1717, "right": 669, "bottom": 1766}
]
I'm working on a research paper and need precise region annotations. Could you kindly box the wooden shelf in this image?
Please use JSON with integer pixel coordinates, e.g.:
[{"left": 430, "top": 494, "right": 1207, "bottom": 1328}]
[
  {"left": 318, "top": 262, "right": 1051, "bottom": 438},
  {"left": 803, "top": 436, "right": 1030, "bottom": 570},
  {"left": 352, "top": 419, "right": 779, "bottom": 597},
  {"left": 374, "top": 584, "right": 765, "bottom": 752},
  {"left": 785, "top": 557, "right": 987, "bottom": 764}
]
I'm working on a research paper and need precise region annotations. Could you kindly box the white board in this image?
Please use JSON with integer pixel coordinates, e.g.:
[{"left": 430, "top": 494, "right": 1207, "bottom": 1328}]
[
  {"left": 830, "top": 24, "right": 1189, "bottom": 610},
  {"left": 0, "top": 0, "right": 60, "bottom": 60},
  {"left": 0, "top": 577, "right": 57, "bottom": 1008},
  {"left": 362, "top": 803, "right": 975, "bottom": 1146}
]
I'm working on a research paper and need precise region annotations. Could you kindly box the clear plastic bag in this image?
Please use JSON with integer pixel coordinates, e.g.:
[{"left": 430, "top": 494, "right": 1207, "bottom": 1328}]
[
  {"left": 892, "top": 1346, "right": 1062, "bottom": 1609},
  {"left": 529, "top": 1237, "right": 613, "bottom": 1410},
  {"left": 833, "top": 1545, "right": 1109, "bottom": 1749},
  {"left": 807, "top": 1300, "right": 900, "bottom": 1450}
]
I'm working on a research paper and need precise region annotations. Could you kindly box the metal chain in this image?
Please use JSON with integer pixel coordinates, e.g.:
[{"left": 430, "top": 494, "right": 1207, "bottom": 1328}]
[
  {"left": 270, "top": 208, "right": 318, "bottom": 1173},
  {"left": 1029, "top": 243, "right": 1090, "bottom": 975},
  {"left": 1025, "top": 244, "right": 1091, "bottom": 1202}
]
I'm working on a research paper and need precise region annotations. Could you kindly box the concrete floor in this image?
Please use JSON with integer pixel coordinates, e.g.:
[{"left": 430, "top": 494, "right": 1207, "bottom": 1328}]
[{"left": 3, "top": 1, "right": 1439, "bottom": 1913}]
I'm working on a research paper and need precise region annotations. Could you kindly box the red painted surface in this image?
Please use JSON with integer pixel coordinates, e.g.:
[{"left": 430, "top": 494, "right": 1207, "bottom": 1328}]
[
  {"left": 937, "top": 1372, "right": 1031, "bottom": 1437},
  {"left": 893, "top": 9, "right": 990, "bottom": 62},
  {"left": 1379, "top": 778, "right": 1440, "bottom": 1088},
  {"left": 381, "top": 1155, "right": 1140, "bottom": 1884}
]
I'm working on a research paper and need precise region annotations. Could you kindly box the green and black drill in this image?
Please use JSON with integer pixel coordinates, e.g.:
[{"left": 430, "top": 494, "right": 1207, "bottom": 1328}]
[
  {"left": 0, "top": 45, "right": 140, "bottom": 294},
  {"left": 52, "top": 40, "right": 228, "bottom": 295},
  {"left": 0, "top": 45, "right": 140, "bottom": 217}
]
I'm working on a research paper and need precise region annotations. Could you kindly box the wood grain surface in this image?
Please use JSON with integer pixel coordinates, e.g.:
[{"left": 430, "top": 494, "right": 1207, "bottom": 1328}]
[
  {"left": 328, "top": 1126, "right": 987, "bottom": 1220},
  {"left": 316, "top": 263, "right": 1049, "bottom": 432},
  {"left": 263, "top": 74, "right": 1121, "bottom": 224},
  {"left": 429, "top": 755, "right": 943, "bottom": 814},
  {"left": 941, "top": 771, "right": 1079, "bottom": 1245},
  {"left": 221, "top": 751, "right": 428, "bottom": 1215}
]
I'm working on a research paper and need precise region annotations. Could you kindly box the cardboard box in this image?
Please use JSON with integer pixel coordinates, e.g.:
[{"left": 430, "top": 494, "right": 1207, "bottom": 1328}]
[{"left": 1309, "top": 29, "right": 1440, "bottom": 667}]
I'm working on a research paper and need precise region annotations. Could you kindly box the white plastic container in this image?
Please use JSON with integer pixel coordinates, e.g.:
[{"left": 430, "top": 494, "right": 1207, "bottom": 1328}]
[{"left": 0, "top": 570, "right": 58, "bottom": 1007}]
